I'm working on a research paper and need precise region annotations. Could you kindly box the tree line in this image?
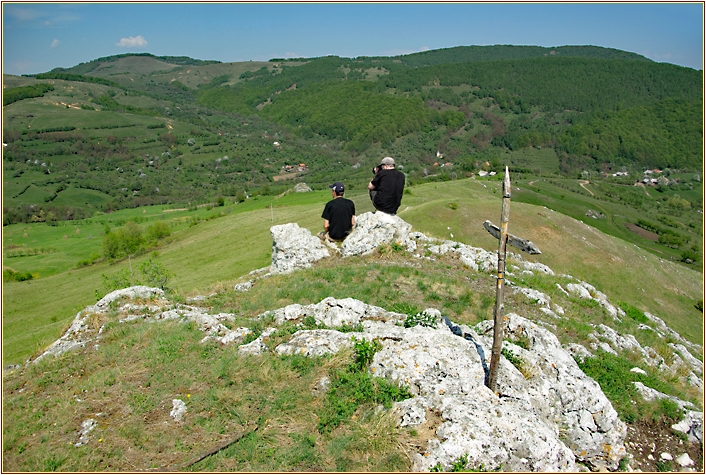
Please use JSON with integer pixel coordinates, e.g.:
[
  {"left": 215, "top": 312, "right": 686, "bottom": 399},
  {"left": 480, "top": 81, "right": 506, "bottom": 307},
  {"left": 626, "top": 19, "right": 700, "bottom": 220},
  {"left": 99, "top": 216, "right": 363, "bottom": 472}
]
[{"left": 3, "top": 83, "right": 54, "bottom": 106}]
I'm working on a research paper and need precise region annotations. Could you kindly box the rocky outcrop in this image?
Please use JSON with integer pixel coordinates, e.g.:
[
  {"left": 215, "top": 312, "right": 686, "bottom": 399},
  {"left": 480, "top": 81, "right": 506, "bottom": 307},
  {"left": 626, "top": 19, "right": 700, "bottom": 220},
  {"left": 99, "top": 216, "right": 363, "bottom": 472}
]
[
  {"left": 293, "top": 183, "right": 312, "bottom": 192},
  {"left": 270, "top": 222, "right": 330, "bottom": 274},
  {"left": 566, "top": 281, "right": 623, "bottom": 320},
  {"left": 31, "top": 286, "right": 167, "bottom": 363},
  {"left": 259, "top": 299, "right": 627, "bottom": 471},
  {"left": 30, "top": 213, "right": 702, "bottom": 471},
  {"left": 341, "top": 211, "right": 416, "bottom": 257},
  {"left": 31, "top": 280, "right": 702, "bottom": 471}
]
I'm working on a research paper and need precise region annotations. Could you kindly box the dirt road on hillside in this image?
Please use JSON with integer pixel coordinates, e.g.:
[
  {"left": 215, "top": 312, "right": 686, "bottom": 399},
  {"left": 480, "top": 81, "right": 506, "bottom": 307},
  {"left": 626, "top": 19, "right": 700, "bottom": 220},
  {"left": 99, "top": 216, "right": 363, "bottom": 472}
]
[{"left": 578, "top": 180, "right": 594, "bottom": 196}]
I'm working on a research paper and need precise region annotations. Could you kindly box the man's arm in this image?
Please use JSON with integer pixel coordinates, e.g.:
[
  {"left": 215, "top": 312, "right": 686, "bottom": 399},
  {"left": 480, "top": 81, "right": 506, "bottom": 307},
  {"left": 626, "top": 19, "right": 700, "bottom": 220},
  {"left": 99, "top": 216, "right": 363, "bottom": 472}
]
[{"left": 323, "top": 219, "right": 330, "bottom": 232}]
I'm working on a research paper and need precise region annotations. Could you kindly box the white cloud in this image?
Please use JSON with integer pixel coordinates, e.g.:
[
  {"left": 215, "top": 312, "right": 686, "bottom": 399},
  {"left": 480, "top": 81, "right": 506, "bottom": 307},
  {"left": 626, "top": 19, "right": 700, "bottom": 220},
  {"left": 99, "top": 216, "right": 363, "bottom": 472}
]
[
  {"left": 420, "top": 46, "right": 430, "bottom": 52},
  {"left": 285, "top": 52, "right": 300, "bottom": 58},
  {"left": 116, "top": 35, "right": 148, "bottom": 48},
  {"left": 7, "top": 7, "right": 42, "bottom": 21},
  {"left": 51, "top": 39, "right": 60, "bottom": 48},
  {"left": 6, "top": 6, "right": 80, "bottom": 25}
]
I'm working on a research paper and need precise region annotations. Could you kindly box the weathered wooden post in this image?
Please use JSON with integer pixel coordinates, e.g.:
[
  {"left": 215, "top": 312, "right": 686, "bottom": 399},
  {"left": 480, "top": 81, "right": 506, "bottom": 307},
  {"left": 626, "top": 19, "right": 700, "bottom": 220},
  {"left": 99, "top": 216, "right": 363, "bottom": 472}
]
[{"left": 484, "top": 167, "right": 541, "bottom": 393}]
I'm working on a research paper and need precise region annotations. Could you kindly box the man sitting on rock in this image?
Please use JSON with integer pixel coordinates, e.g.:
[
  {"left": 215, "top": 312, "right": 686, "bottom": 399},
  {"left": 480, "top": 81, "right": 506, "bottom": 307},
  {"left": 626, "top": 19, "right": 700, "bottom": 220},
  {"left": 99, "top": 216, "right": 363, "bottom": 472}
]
[
  {"left": 319, "top": 181, "right": 356, "bottom": 242},
  {"left": 368, "top": 156, "right": 405, "bottom": 215}
]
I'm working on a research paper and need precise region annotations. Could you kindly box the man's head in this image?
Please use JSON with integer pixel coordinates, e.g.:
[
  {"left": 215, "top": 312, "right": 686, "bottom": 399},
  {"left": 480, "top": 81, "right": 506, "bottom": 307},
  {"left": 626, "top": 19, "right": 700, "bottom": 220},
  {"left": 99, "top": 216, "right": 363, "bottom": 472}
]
[
  {"left": 380, "top": 156, "right": 395, "bottom": 169},
  {"left": 329, "top": 181, "right": 345, "bottom": 196}
]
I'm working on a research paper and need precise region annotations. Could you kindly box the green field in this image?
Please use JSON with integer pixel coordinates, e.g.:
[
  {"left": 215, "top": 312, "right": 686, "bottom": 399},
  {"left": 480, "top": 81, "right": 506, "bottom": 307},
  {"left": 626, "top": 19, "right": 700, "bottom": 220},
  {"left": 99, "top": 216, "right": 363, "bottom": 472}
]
[{"left": 3, "top": 178, "right": 702, "bottom": 365}]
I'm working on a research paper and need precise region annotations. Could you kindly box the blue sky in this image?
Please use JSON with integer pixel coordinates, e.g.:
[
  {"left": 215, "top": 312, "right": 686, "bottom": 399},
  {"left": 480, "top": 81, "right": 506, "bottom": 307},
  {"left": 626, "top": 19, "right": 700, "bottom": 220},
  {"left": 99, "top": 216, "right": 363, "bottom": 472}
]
[{"left": 2, "top": 2, "right": 703, "bottom": 75}]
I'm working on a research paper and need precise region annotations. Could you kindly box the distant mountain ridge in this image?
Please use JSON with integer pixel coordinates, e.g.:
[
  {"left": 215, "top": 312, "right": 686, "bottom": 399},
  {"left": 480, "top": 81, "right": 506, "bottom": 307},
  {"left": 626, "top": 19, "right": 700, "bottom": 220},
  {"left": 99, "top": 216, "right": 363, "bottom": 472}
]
[
  {"left": 42, "top": 44, "right": 657, "bottom": 78},
  {"left": 385, "top": 44, "right": 654, "bottom": 67},
  {"left": 268, "top": 44, "right": 654, "bottom": 65},
  {"left": 47, "top": 52, "right": 221, "bottom": 76}
]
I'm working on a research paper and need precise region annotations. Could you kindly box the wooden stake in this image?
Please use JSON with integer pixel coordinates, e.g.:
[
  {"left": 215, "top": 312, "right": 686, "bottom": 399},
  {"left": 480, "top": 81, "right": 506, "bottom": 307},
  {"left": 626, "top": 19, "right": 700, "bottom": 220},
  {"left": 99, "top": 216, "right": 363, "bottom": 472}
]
[
  {"left": 156, "top": 423, "right": 258, "bottom": 471},
  {"left": 487, "top": 167, "right": 511, "bottom": 392}
]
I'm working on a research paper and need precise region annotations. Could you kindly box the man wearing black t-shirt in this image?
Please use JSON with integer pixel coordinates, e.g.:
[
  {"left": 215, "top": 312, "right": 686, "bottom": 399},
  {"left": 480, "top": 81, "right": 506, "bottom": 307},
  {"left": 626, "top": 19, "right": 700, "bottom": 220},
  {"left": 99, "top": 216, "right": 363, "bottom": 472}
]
[
  {"left": 320, "top": 182, "right": 356, "bottom": 241},
  {"left": 368, "top": 156, "right": 405, "bottom": 215}
]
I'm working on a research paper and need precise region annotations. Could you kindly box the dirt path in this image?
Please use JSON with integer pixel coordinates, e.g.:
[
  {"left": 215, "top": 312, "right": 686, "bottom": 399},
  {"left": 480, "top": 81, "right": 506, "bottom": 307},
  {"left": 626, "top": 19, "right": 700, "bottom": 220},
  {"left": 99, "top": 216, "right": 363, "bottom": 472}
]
[{"left": 578, "top": 180, "right": 594, "bottom": 196}]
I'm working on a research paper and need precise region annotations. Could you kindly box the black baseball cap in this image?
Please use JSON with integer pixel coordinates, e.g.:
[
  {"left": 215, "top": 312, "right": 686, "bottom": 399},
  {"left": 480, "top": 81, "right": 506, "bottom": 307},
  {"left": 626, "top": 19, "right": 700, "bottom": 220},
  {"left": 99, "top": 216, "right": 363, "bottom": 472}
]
[{"left": 329, "top": 182, "right": 345, "bottom": 193}]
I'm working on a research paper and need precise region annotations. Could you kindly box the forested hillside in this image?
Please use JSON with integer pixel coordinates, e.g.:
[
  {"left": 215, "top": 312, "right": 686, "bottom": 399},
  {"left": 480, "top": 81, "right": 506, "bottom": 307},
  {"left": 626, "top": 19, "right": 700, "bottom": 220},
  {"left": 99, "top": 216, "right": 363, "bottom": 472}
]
[{"left": 3, "top": 46, "right": 703, "bottom": 267}]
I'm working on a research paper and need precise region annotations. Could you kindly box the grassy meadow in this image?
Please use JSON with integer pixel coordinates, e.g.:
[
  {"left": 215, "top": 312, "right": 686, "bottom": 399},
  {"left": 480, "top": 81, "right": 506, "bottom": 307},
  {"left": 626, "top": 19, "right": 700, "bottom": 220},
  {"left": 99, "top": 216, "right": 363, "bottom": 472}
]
[
  {"left": 3, "top": 177, "right": 702, "bottom": 366},
  {"left": 3, "top": 179, "right": 703, "bottom": 471}
]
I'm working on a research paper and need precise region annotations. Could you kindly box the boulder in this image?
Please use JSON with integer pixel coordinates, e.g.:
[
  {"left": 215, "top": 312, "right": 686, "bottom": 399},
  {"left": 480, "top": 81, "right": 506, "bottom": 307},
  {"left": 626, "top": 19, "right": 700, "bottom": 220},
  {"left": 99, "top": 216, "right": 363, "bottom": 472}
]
[
  {"left": 423, "top": 239, "right": 497, "bottom": 272},
  {"left": 270, "top": 223, "right": 330, "bottom": 274},
  {"left": 341, "top": 211, "right": 415, "bottom": 257}
]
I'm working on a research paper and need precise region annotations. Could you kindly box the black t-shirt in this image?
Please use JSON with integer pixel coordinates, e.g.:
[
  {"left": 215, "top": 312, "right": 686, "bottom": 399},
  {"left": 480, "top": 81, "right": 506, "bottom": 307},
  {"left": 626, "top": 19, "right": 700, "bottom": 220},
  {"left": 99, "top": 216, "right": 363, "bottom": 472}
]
[
  {"left": 371, "top": 168, "right": 405, "bottom": 214},
  {"left": 321, "top": 197, "right": 356, "bottom": 240}
]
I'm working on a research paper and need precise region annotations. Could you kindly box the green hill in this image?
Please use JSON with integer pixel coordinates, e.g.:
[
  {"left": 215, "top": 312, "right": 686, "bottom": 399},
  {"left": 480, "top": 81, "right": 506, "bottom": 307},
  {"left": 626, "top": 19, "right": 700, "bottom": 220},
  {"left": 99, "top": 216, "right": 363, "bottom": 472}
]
[
  {"left": 3, "top": 45, "right": 703, "bottom": 273},
  {"left": 2, "top": 176, "right": 703, "bottom": 472},
  {"left": 3, "top": 177, "right": 702, "bottom": 365}
]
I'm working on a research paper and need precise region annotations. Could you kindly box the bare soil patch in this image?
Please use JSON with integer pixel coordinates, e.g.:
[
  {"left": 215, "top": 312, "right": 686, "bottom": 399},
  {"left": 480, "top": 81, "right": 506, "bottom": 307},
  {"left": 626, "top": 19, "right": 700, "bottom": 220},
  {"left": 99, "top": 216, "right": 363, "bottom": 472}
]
[
  {"left": 623, "top": 222, "right": 659, "bottom": 241},
  {"left": 272, "top": 173, "right": 299, "bottom": 182},
  {"left": 625, "top": 418, "right": 702, "bottom": 472}
]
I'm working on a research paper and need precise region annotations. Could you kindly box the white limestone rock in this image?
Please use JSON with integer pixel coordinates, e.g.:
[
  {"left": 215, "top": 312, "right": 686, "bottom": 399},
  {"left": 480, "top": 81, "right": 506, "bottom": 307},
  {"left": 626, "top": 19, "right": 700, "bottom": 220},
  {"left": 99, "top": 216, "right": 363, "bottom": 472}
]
[
  {"left": 672, "top": 411, "right": 703, "bottom": 444},
  {"left": 424, "top": 239, "right": 497, "bottom": 272},
  {"left": 566, "top": 282, "right": 620, "bottom": 319},
  {"left": 170, "top": 399, "right": 187, "bottom": 422},
  {"left": 518, "top": 261, "right": 555, "bottom": 275},
  {"left": 74, "top": 418, "right": 97, "bottom": 447},
  {"left": 92, "top": 286, "right": 166, "bottom": 312},
  {"left": 274, "top": 329, "right": 355, "bottom": 357},
  {"left": 513, "top": 286, "right": 551, "bottom": 307},
  {"left": 32, "top": 286, "right": 166, "bottom": 363},
  {"left": 238, "top": 328, "right": 276, "bottom": 355},
  {"left": 676, "top": 452, "right": 694, "bottom": 467},
  {"left": 669, "top": 343, "right": 703, "bottom": 376},
  {"left": 341, "top": 211, "right": 415, "bottom": 257},
  {"left": 234, "top": 281, "right": 253, "bottom": 292},
  {"left": 632, "top": 382, "right": 699, "bottom": 412},
  {"left": 270, "top": 223, "right": 330, "bottom": 274}
]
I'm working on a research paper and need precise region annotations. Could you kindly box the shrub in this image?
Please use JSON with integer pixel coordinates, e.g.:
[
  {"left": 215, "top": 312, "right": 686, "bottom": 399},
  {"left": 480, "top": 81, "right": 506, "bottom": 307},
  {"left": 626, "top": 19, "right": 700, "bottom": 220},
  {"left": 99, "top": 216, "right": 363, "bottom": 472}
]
[
  {"left": 3, "top": 269, "right": 34, "bottom": 282},
  {"left": 617, "top": 301, "right": 648, "bottom": 323},
  {"left": 146, "top": 221, "right": 171, "bottom": 242},
  {"left": 100, "top": 269, "right": 134, "bottom": 295},
  {"left": 403, "top": 311, "right": 439, "bottom": 329},
  {"left": 102, "top": 221, "right": 145, "bottom": 260},
  {"left": 139, "top": 258, "right": 174, "bottom": 291},
  {"left": 390, "top": 302, "right": 419, "bottom": 317},
  {"left": 501, "top": 347, "right": 523, "bottom": 371},
  {"left": 350, "top": 338, "right": 381, "bottom": 372}
]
